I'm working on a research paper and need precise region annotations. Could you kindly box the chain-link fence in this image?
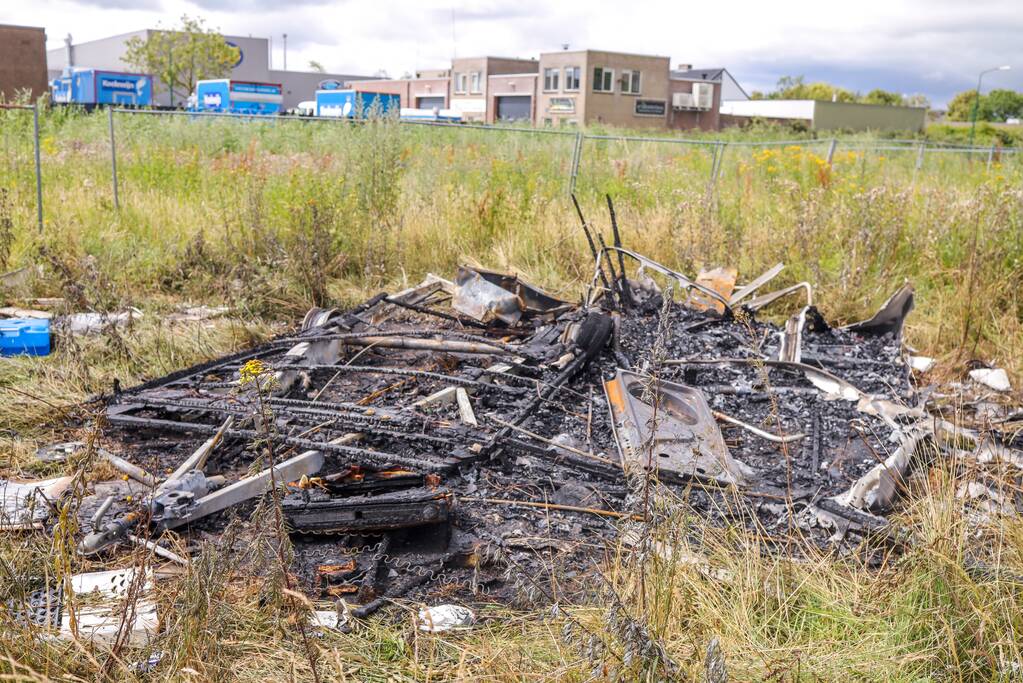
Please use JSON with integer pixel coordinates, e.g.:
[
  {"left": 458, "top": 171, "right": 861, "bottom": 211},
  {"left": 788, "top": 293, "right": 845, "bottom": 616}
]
[{"left": 2, "top": 106, "right": 1019, "bottom": 230}]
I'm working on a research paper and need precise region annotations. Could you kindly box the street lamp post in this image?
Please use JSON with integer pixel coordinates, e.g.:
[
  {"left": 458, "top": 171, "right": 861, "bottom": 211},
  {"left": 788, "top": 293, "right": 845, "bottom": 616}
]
[{"left": 969, "top": 65, "right": 1010, "bottom": 148}]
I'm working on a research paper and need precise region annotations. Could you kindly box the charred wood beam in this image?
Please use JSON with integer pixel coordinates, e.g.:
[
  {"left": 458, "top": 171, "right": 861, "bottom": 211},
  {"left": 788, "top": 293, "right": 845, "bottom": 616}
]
[
  {"left": 571, "top": 193, "right": 613, "bottom": 296},
  {"left": 105, "top": 414, "right": 456, "bottom": 473},
  {"left": 283, "top": 488, "right": 453, "bottom": 535},
  {"left": 606, "top": 194, "right": 635, "bottom": 309},
  {"left": 279, "top": 328, "right": 527, "bottom": 354},
  {"left": 283, "top": 365, "right": 527, "bottom": 394}
]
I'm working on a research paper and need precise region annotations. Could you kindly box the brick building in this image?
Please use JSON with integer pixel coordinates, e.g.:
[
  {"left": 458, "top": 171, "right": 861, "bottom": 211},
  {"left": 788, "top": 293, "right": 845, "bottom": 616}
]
[
  {"left": 0, "top": 24, "right": 49, "bottom": 101},
  {"left": 352, "top": 49, "right": 724, "bottom": 131}
]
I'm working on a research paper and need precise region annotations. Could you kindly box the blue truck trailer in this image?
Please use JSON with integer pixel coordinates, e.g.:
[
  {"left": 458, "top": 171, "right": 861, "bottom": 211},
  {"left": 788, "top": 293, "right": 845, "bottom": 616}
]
[
  {"left": 50, "top": 68, "right": 152, "bottom": 106},
  {"left": 315, "top": 90, "right": 400, "bottom": 118},
  {"left": 193, "top": 79, "right": 283, "bottom": 115}
]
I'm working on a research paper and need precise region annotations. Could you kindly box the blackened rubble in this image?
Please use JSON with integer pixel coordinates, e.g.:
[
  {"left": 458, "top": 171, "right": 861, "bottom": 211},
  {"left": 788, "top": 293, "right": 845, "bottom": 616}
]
[{"left": 61, "top": 206, "right": 988, "bottom": 617}]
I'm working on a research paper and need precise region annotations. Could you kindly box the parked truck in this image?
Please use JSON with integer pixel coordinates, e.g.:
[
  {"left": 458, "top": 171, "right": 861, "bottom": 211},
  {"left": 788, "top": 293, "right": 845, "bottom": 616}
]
[
  {"left": 315, "top": 90, "right": 400, "bottom": 118},
  {"left": 50, "top": 67, "right": 152, "bottom": 106},
  {"left": 193, "top": 79, "right": 283, "bottom": 115}
]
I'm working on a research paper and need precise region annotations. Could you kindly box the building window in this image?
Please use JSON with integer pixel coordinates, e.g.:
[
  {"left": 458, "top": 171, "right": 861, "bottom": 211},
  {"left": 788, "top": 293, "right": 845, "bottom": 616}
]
[
  {"left": 593, "top": 67, "right": 614, "bottom": 93},
  {"left": 454, "top": 73, "right": 467, "bottom": 94},
  {"left": 543, "top": 67, "right": 560, "bottom": 92},
  {"left": 620, "top": 70, "right": 641, "bottom": 95},
  {"left": 548, "top": 97, "right": 575, "bottom": 113},
  {"left": 470, "top": 72, "right": 481, "bottom": 94},
  {"left": 564, "top": 66, "right": 580, "bottom": 91}
]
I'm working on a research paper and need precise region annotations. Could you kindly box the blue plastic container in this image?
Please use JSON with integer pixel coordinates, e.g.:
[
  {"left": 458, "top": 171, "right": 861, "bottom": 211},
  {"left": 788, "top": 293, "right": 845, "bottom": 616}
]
[{"left": 0, "top": 318, "right": 51, "bottom": 356}]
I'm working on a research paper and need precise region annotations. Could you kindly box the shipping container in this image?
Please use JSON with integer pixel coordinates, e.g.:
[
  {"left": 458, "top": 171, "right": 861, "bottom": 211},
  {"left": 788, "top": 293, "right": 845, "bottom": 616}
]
[{"left": 193, "top": 79, "right": 283, "bottom": 115}]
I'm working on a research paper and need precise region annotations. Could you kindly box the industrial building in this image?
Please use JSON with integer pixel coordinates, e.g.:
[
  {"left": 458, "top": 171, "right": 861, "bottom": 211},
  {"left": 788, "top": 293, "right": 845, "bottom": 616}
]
[
  {"left": 47, "top": 31, "right": 376, "bottom": 109},
  {"left": 351, "top": 49, "right": 726, "bottom": 130},
  {"left": 719, "top": 99, "right": 927, "bottom": 133},
  {"left": 0, "top": 24, "right": 49, "bottom": 101}
]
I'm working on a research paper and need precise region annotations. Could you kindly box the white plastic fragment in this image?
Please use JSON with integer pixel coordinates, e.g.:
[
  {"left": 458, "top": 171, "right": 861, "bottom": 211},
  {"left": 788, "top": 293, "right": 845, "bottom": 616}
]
[
  {"left": 836, "top": 430, "right": 923, "bottom": 511},
  {"left": 62, "top": 309, "right": 142, "bottom": 335},
  {"left": 909, "top": 356, "right": 935, "bottom": 373},
  {"left": 804, "top": 371, "right": 860, "bottom": 401},
  {"left": 0, "top": 476, "right": 74, "bottom": 530},
  {"left": 417, "top": 604, "right": 475, "bottom": 632},
  {"left": 61, "top": 567, "right": 158, "bottom": 647},
  {"left": 969, "top": 368, "right": 1011, "bottom": 392},
  {"left": 309, "top": 609, "right": 348, "bottom": 632}
]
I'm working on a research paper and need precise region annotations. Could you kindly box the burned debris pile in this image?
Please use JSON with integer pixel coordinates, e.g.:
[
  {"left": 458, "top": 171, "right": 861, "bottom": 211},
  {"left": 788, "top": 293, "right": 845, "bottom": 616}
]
[{"left": 4, "top": 202, "right": 1022, "bottom": 640}]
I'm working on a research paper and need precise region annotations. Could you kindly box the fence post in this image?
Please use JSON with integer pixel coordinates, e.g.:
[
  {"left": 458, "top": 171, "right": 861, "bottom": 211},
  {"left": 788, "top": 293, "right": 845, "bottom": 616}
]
[
  {"left": 915, "top": 143, "right": 925, "bottom": 170},
  {"left": 986, "top": 144, "right": 996, "bottom": 171},
  {"left": 569, "top": 131, "right": 583, "bottom": 195},
  {"left": 32, "top": 102, "right": 43, "bottom": 232},
  {"left": 707, "top": 143, "right": 719, "bottom": 184},
  {"left": 826, "top": 138, "right": 837, "bottom": 165},
  {"left": 108, "top": 107, "right": 120, "bottom": 210},
  {"left": 711, "top": 141, "right": 727, "bottom": 183}
]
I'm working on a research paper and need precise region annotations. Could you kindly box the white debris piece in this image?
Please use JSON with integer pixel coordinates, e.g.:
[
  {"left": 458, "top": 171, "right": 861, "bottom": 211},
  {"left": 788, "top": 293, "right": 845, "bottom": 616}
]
[
  {"left": 62, "top": 309, "right": 142, "bottom": 335},
  {"left": 455, "top": 388, "right": 478, "bottom": 426},
  {"left": 969, "top": 368, "right": 1011, "bottom": 392},
  {"left": 61, "top": 567, "right": 158, "bottom": 647},
  {"left": 909, "top": 356, "right": 935, "bottom": 373},
  {"left": 417, "top": 604, "right": 475, "bottom": 632},
  {"left": 452, "top": 268, "right": 522, "bottom": 325},
  {"left": 0, "top": 476, "right": 73, "bottom": 530},
  {"left": 309, "top": 609, "right": 347, "bottom": 632}
]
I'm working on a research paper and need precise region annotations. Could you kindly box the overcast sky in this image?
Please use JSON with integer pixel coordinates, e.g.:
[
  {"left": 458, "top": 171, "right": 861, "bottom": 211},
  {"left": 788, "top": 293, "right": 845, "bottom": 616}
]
[{"left": 4, "top": 0, "right": 1021, "bottom": 106}]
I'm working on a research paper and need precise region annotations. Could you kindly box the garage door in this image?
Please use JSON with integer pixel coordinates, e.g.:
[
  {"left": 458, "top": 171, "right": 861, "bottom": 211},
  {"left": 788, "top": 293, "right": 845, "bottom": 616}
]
[
  {"left": 416, "top": 96, "right": 446, "bottom": 109},
  {"left": 496, "top": 96, "right": 531, "bottom": 122}
]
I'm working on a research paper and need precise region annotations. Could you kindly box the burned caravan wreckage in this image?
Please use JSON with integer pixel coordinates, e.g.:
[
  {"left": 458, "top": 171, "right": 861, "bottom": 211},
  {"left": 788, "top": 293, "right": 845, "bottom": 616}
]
[{"left": 10, "top": 204, "right": 1020, "bottom": 632}]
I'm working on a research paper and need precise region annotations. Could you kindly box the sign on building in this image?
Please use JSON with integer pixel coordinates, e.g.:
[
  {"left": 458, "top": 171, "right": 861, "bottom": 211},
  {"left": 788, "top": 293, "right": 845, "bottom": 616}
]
[{"left": 635, "top": 99, "right": 666, "bottom": 116}]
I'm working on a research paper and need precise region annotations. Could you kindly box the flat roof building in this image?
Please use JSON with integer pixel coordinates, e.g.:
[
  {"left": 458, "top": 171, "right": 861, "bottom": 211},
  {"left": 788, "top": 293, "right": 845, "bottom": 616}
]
[
  {"left": 720, "top": 99, "right": 927, "bottom": 132},
  {"left": 0, "top": 24, "right": 49, "bottom": 101},
  {"left": 449, "top": 56, "right": 538, "bottom": 122}
]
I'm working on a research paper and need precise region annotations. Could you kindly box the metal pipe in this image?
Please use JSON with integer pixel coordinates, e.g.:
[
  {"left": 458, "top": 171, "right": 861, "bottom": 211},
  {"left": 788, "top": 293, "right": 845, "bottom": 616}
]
[
  {"left": 100, "top": 449, "right": 158, "bottom": 488},
  {"left": 128, "top": 534, "right": 188, "bottom": 565},
  {"left": 90, "top": 494, "right": 116, "bottom": 530},
  {"left": 712, "top": 410, "right": 805, "bottom": 444}
]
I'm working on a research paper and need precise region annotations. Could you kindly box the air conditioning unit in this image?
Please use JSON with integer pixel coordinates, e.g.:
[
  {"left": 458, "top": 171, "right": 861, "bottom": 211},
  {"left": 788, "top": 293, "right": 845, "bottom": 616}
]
[
  {"left": 693, "top": 83, "right": 714, "bottom": 110},
  {"left": 672, "top": 92, "right": 695, "bottom": 109}
]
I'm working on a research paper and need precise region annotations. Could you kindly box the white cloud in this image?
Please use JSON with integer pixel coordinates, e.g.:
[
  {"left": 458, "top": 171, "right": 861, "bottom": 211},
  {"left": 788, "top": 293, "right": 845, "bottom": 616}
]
[{"left": 4, "top": 0, "right": 1020, "bottom": 105}]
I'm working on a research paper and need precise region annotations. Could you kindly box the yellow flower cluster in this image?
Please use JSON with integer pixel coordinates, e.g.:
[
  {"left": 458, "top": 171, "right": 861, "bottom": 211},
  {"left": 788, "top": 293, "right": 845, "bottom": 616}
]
[{"left": 239, "top": 359, "right": 271, "bottom": 385}]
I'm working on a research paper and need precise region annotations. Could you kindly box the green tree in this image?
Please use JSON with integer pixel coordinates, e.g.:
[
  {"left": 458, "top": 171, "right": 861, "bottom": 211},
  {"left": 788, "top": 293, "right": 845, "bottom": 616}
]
[
  {"left": 945, "top": 90, "right": 978, "bottom": 121},
  {"left": 980, "top": 89, "right": 1023, "bottom": 122},
  {"left": 308, "top": 60, "right": 325, "bottom": 73},
  {"left": 769, "top": 75, "right": 856, "bottom": 102},
  {"left": 123, "top": 15, "right": 239, "bottom": 106},
  {"left": 863, "top": 89, "right": 904, "bottom": 106}
]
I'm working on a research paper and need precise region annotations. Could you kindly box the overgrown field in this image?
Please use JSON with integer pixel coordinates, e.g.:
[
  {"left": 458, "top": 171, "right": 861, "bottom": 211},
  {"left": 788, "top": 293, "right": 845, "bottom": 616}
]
[{"left": 1, "top": 108, "right": 1022, "bottom": 680}]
